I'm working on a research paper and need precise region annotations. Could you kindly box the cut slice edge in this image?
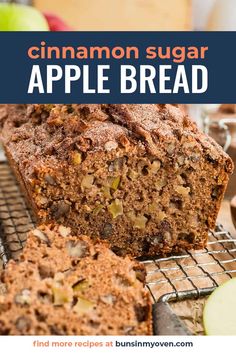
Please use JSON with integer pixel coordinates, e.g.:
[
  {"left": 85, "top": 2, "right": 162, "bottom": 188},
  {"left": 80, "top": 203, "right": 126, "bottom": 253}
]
[{"left": 203, "top": 277, "right": 236, "bottom": 335}]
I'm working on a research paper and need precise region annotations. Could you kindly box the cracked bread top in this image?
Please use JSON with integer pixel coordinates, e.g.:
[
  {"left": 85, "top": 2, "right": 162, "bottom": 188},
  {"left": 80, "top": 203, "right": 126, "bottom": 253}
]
[{"left": 0, "top": 104, "right": 233, "bottom": 174}]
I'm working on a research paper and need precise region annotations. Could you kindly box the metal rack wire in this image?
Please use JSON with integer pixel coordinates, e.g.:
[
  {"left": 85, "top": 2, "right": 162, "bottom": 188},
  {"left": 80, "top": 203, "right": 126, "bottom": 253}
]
[
  {"left": 143, "top": 225, "right": 236, "bottom": 303},
  {"left": 0, "top": 162, "right": 35, "bottom": 265},
  {"left": 0, "top": 160, "right": 236, "bottom": 334}
]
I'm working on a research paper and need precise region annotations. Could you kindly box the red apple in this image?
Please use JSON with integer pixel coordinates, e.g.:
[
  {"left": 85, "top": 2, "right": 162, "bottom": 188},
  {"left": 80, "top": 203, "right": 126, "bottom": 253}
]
[{"left": 43, "top": 13, "right": 72, "bottom": 31}]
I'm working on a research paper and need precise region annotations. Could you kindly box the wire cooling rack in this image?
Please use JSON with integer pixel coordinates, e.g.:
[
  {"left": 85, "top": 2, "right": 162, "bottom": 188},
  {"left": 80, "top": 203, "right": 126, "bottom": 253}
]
[
  {"left": 0, "top": 160, "right": 236, "bottom": 334},
  {"left": 143, "top": 225, "right": 236, "bottom": 302},
  {"left": 0, "top": 161, "right": 35, "bottom": 265},
  {"left": 143, "top": 224, "right": 236, "bottom": 334}
]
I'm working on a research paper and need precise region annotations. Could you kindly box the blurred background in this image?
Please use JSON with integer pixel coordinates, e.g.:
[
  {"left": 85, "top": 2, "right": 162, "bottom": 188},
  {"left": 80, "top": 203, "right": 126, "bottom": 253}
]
[{"left": 1, "top": 0, "right": 236, "bottom": 31}]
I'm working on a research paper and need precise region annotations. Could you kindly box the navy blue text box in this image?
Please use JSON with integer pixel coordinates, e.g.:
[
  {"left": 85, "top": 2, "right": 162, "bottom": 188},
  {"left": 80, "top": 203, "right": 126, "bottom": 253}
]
[{"left": 0, "top": 31, "right": 235, "bottom": 103}]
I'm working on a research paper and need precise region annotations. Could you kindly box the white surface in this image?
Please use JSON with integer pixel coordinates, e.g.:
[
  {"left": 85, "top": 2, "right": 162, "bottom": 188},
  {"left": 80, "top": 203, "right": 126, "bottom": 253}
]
[
  {"left": 207, "top": 0, "right": 236, "bottom": 30},
  {"left": 193, "top": 0, "right": 236, "bottom": 30},
  {"left": 0, "top": 145, "right": 5, "bottom": 161},
  {"left": 193, "top": 0, "right": 216, "bottom": 29}
]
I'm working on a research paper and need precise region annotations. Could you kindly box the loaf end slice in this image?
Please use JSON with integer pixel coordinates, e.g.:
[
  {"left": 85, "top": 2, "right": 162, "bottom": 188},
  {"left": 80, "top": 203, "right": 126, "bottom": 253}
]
[{"left": 0, "top": 224, "right": 152, "bottom": 335}]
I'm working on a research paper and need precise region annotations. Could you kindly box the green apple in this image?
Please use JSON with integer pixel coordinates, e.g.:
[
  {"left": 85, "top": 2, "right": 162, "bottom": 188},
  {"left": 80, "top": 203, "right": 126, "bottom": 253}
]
[
  {"left": 0, "top": 4, "right": 49, "bottom": 31},
  {"left": 203, "top": 278, "right": 236, "bottom": 335}
]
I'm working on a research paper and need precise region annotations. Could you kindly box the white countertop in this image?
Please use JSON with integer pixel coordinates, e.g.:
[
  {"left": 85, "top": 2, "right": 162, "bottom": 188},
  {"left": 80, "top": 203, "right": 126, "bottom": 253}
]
[{"left": 0, "top": 145, "right": 5, "bottom": 161}]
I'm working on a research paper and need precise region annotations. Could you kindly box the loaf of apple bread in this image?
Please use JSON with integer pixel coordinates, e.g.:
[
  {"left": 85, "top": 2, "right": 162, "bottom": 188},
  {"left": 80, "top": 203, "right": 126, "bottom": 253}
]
[{"left": 0, "top": 104, "right": 233, "bottom": 257}]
